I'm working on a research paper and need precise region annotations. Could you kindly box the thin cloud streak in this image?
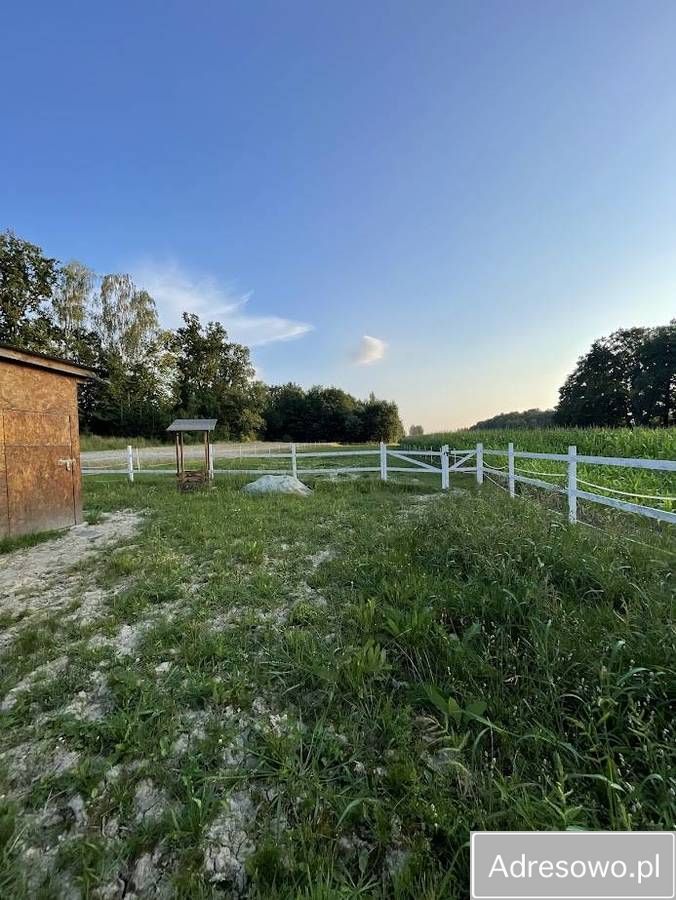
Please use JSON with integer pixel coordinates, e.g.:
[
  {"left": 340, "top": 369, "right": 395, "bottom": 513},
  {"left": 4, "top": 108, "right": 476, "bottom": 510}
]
[
  {"left": 352, "top": 334, "right": 387, "bottom": 365},
  {"left": 133, "top": 261, "right": 313, "bottom": 347}
]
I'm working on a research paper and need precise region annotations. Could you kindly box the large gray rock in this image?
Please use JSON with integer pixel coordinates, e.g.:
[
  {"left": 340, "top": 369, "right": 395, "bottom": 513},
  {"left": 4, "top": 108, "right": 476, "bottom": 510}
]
[{"left": 242, "top": 475, "right": 312, "bottom": 496}]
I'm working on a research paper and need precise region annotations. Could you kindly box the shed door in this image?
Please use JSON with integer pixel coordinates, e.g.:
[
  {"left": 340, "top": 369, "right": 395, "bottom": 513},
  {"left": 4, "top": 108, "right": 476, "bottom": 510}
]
[{"left": 3, "top": 411, "right": 77, "bottom": 536}]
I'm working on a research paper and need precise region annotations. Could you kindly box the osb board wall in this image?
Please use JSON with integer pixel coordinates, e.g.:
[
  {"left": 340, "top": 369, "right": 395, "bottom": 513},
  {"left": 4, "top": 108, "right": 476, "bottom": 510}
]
[
  {"left": 0, "top": 364, "right": 78, "bottom": 415},
  {"left": 0, "top": 439, "right": 6, "bottom": 537},
  {"left": 0, "top": 362, "right": 83, "bottom": 538}
]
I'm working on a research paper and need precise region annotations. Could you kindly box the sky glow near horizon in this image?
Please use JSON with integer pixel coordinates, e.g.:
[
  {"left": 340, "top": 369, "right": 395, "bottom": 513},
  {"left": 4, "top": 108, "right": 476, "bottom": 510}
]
[{"left": 2, "top": 1, "right": 675, "bottom": 430}]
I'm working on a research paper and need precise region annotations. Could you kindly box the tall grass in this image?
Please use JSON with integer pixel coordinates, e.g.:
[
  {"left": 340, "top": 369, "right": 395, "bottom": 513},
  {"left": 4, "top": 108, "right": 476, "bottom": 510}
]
[
  {"left": 400, "top": 426, "right": 676, "bottom": 458},
  {"left": 401, "top": 427, "right": 676, "bottom": 509}
]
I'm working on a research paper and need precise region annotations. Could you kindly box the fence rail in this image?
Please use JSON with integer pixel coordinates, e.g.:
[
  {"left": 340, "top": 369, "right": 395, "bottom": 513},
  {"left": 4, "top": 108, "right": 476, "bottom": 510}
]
[{"left": 82, "top": 441, "right": 676, "bottom": 527}]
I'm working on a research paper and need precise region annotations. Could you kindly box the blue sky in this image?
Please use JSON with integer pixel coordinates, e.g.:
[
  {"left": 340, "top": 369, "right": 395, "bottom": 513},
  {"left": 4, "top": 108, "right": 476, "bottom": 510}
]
[{"left": 2, "top": 1, "right": 675, "bottom": 430}]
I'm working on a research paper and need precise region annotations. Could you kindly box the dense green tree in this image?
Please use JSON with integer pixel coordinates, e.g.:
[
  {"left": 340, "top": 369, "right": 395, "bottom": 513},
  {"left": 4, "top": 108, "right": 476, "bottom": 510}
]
[
  {"left": 263, "top": 385, "right": 403, "bottom": 443},
  {"left": 556, "top": 341, "right": 632, "bottom": 426},
  {"left": 359, "top": 393, "right": 404, "bottom": 442},
  {"left": 263, "top": 383, "right": 308, "bottom": 440},
  {"left": 555, "top": 323, "right": 674, "bottom": 427},
  {"left": 630, "top": 325, "right": 674, "bottom": 427},
  {"left": 0, "top": 230, "right": 58, "bottom": 349},
  {"left": 304, "top": 386, "right": 359, "bottom": 441},
  {"left": 85, "top": 351, "right": 172, "bottom": 438},
  {"left": 171, "top": 313, "right": 263, "bottom": 439}
]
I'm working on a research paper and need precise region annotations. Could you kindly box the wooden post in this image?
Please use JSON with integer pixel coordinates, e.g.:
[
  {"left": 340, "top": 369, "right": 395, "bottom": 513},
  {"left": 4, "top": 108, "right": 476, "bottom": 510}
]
[
  {"left": 476, "top": 442, "right": 484, "bottom": 485},
  {"left": 135, "top": 446, "right": 141, "bottom": 471},
  {"left": 567, "top": 445, "right": 577, "bottom": 524},
  {"left": 175, "top": 434, "right": 180, "bottom": 476},
  {"left": 127, "top": 444, "right": 134, "bottom": 483},
  {"left": 380, "top": 442, "right": 388, "bottom": 481},
  {"left": 441, "top": 444, "right": 449, "bottom": 490},
  {"left": 508, "top": 442, "right": 515, "bottom": 498},
  {"left": 291, "top": 442, "right": 297, "bottom": 478}
]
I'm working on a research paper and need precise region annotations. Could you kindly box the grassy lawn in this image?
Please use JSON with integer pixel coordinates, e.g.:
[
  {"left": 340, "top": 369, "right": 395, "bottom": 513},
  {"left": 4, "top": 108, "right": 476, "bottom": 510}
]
[{"left": 0, "top": 474, "right": 674, "bottom": 897}]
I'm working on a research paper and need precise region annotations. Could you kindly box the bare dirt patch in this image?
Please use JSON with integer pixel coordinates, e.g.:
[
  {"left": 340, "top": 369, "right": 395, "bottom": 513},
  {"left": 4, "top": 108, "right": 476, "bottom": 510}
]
[
  {"left": 133, "top": 779, "right": 171, "bottom": 825},
  {"left": 0, "top": 738, "right": 81, "bottom": 797},
  {"left": 203, "top": 790, "right": 258, "bottom": 892},
  {"left": 0, "top": 511, "right": 143, "bottom": 652},
  {"left": 1, "top": 655, "right": 69, "bottom": 711},
  {"left": 306, "top": 547, "right": 335, "bottom": 570}
]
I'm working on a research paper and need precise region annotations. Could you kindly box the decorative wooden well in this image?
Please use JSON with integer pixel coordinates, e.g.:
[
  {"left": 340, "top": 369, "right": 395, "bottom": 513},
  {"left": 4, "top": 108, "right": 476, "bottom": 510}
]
[
  {"left": 166, "top": 418, "right": 217, "bottom": 491},
  {"left": 0, "top": 344, "right": 95, "bottom": 537}
]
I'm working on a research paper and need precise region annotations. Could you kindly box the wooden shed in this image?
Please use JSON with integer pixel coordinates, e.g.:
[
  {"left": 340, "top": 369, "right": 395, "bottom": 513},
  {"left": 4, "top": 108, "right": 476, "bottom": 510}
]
[{"left": 0, "top": 344, "right": 95, "bottom": 537}]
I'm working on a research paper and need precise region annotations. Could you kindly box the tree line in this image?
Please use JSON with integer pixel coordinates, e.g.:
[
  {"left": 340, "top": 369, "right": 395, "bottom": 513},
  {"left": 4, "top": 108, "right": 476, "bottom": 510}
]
[
  {"left": 0, "top": 230, "right": 404, "bottom": 442},
  {"left": 467, "top": 324, "right": 674, "bottom": 430},
  {"left": 469, "top": 408, "right": 555, "bottom": 430}
]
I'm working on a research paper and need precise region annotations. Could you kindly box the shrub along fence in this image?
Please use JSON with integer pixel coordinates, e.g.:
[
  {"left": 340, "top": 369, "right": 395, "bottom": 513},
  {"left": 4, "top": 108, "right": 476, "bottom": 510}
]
[{"left": 82, "top": 442, "right": 676, "bottom": 527}]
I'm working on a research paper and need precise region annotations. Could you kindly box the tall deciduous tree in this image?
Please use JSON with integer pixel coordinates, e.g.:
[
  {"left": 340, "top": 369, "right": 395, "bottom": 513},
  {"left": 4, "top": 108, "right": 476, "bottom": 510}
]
[
  {"left": 631, "top": 324, "right": 675, "bottom": 427},
  {"left": 171, "top": 313, "right": 263, "bottom": 439},
  {"left": 555, "top": 323, "right": 675, "bottom": 427},
  {"left": 51, "top": 261, "right": 94, "bottom": 343},
  {"left": 94, "top": 274, "right": 159, "bottom": 364},
  {"left": 263, "top": 383, "right": 308, "bottom": 440},
  {"left": 0, "top": 230, "right": 58, "bottom": 349},
  {"left": 87, "top": 273, "right": 173, "bottom": 436},
  {"left": 359, "top": 393, "right": 404, "bottom": 442}
]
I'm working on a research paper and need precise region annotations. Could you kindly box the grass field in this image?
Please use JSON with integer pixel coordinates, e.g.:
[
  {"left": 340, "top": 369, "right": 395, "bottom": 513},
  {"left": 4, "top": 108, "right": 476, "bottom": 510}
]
[
  {"left": 0, "top": 472, "right": 674, "bottom": 897},
  {"left": 80, "top": 435, "right": 162, "bottom": 452}
]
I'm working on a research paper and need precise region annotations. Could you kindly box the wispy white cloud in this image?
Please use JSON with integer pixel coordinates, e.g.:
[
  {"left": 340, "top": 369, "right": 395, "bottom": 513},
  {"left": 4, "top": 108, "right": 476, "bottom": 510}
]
[
  {"left": 133, "top": 261, "right": 313, "bottom": 347},
  {"left": 351, "top": 334, "right": 387, "bottom": 365}
]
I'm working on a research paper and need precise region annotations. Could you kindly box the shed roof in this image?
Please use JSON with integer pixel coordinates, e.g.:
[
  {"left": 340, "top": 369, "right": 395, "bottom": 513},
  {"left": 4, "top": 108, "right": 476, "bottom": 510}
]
[
  {"left": 167, "top": 418, "right": 217, "bottom": 432},
  {"left": 0, "top": 343, "right": 96, "bottom": 380}
]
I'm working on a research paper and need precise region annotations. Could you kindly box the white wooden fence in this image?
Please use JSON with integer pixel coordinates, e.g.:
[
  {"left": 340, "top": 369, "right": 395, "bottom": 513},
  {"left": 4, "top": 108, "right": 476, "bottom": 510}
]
[
  {"left": 82, "top": 442, "right": 676, "bottom": 527},
  {"left": 479, "top": 442, "right": 676, "bottom": 526}
]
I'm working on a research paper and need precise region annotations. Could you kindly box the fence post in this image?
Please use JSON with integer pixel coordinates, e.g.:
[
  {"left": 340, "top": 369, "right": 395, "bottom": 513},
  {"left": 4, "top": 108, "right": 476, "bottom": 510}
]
[
  {"left": 476, "top": 442, "right": 484, "bottom": 485},
  {"left": 209, "top": 443, "right": 214, "bottom": 480},
  {"left": 135, "top": 447, "right": 141, "bottom": 471},
  {"left": 291, "top": 442, "right": 298, "bottom": 478},
  {"left": 508, "top": 442, "right": 515, "bottom": 498},
  {"left": 127, "top": 445, "right": 134, "bottom": 483},
  {"left": 441, "top": 444, "right": 449, "bottom": 490},
  {"left": 567, "top": 444, "right": 577, "bottom": 524},
  {"left": 380, "top": 442, "right": 388, "bottom": 482}
]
